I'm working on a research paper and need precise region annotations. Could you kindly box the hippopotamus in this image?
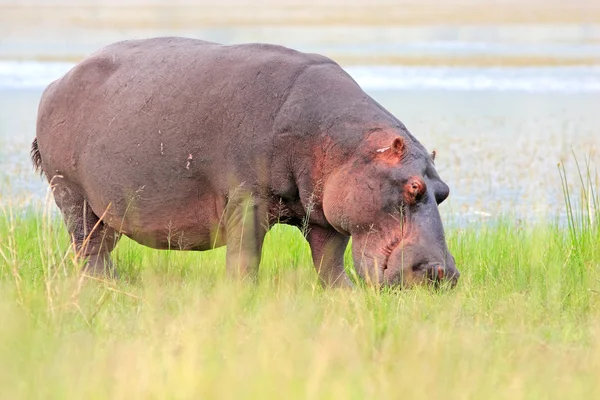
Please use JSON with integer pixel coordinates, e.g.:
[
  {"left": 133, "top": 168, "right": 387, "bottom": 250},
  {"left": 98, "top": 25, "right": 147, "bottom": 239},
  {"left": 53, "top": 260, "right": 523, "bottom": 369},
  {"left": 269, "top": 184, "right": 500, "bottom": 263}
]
[{"left": 31, "top": 37, "right": 459, "bottom": 288}]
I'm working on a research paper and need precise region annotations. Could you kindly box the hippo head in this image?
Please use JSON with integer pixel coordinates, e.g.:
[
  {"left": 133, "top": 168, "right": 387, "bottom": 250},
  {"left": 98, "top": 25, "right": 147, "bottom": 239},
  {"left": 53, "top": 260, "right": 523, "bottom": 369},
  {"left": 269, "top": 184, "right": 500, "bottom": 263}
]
[{"left": 323, "top": 129, "right": 459, "bottom": 288}]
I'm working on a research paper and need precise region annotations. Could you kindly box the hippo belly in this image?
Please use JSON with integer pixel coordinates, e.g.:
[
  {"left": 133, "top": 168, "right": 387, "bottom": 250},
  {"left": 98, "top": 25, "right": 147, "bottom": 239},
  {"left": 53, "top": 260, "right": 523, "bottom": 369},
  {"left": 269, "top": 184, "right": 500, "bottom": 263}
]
[
  {"left": 78, "top": 145, "right": 228, "bottom": 251},
  {"left": 99, "top": 188, "right": 226, "bottom": 251}
]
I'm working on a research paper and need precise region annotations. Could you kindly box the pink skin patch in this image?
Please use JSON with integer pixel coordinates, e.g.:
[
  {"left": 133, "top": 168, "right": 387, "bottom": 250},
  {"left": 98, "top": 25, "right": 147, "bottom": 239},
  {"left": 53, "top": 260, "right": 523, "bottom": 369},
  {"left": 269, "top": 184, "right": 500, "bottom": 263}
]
[{"left": 437, "top": 265, "right": 444, "bottom": 280}]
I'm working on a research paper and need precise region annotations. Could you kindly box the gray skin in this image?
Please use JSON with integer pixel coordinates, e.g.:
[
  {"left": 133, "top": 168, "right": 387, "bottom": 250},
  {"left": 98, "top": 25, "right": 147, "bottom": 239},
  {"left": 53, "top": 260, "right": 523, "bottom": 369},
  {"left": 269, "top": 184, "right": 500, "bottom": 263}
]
[{"left": 31, "top": 37, "right": 459, "bottom": 288}]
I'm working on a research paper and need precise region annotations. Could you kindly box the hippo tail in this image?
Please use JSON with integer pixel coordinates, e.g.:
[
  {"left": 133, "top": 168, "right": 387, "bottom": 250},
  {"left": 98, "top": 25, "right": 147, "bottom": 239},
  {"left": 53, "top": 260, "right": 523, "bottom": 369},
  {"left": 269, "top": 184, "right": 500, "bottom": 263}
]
[{"left": 30, "top": 137, "right": 44, "bottom": 177}]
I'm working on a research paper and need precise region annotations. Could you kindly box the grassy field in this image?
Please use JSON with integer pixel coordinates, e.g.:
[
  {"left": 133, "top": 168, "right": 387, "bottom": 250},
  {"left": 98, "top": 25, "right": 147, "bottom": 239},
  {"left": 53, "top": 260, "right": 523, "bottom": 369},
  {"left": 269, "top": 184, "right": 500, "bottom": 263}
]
[{"left": 0, "top": 164, "right": 599, "bottom": 399}]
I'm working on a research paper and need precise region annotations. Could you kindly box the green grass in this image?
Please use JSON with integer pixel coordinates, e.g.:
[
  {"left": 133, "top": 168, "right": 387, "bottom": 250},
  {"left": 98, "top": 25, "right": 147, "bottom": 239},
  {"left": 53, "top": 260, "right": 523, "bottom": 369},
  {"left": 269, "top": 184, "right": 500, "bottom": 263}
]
[{"left": 0, "top": 165, "right": 599, "bottom": 399}]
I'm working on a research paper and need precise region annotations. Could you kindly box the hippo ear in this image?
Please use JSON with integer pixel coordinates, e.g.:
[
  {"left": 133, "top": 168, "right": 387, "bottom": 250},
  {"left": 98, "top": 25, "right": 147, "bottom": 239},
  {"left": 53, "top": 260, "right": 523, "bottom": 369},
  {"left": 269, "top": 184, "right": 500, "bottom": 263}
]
[
  {"left": 431, "top": 150, "right": 436, "bottom": 161},
  {"left": 391, "top": 137, "right": 405, "bottom": 155},
  {"left": 375, "top": 137, "right": 405, "bottom": 163}
]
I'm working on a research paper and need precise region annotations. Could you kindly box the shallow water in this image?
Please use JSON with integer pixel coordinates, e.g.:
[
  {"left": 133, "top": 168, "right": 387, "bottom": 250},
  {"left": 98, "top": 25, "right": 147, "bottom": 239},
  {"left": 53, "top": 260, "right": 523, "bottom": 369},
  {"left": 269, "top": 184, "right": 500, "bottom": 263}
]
[
  {"left": 3, "top": 17, "right": 600, "bottom": 62},
  {"left": 4, "top": 61, "right": 600, "bottom": 93}
]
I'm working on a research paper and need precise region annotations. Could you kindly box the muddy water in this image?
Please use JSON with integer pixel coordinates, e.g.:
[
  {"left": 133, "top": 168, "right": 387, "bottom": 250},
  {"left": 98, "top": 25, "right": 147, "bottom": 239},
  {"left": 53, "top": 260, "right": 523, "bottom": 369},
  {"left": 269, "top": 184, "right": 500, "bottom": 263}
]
[{"left": 1, "top": 18, "right": 600, "bottom": 225}]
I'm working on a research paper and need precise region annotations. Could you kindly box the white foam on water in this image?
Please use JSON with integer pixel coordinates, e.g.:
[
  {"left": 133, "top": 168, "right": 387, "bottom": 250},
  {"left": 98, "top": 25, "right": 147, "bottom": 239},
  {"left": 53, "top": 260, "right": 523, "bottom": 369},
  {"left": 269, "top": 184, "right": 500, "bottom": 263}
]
[
  {"left": 0, "top": 61, "right": 74, "bottom": 89},
  {"left": 345, "top": 65, "right": 600, "bottom": 93},
  {"left": 2, "top": 60, "right": 600, "bottom": 93}
]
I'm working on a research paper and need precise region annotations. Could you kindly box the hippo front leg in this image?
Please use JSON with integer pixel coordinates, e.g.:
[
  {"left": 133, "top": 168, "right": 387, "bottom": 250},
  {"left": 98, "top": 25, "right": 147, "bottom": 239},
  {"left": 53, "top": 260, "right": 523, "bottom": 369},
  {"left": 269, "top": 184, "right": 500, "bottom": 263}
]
[
  {"left": 224, "top": 191, "right": 269, "bottom": 282},
  {"left": 307, "top": 225, "right": 353, "bottom": 288}
]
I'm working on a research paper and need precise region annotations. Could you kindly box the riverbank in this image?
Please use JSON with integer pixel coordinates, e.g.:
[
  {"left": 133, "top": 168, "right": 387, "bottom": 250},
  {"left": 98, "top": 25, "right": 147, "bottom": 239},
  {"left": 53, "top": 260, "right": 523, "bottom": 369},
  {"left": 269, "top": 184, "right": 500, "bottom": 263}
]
[{"left": 2, "top": 1, "right": 600, "bottom": 66}]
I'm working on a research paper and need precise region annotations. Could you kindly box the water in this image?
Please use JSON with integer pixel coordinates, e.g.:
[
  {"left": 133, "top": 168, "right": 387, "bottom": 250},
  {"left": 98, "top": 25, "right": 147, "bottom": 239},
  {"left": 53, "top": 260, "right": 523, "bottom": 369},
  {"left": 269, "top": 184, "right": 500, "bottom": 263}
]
[
  {"left": 3, "top": 61, "right": 600, "bottom": 93},
  {"left": 1, "top": 12, "right": 599, "bottom": 225}
]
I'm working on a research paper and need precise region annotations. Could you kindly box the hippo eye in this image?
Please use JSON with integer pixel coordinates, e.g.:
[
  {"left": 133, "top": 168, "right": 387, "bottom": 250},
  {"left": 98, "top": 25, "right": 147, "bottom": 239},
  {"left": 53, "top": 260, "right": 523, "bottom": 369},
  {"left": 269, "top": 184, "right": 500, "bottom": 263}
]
[
  {"left": 403, "top": 177, "right": 426, "bottom": 205},
  {"left": 410, "top": 181, "right": 422, "bottom": 195}
]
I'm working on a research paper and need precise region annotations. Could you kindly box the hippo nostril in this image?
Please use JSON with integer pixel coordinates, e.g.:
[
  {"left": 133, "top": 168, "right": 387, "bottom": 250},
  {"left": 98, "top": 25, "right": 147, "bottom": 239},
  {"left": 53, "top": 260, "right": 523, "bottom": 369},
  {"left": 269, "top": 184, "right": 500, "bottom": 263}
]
[
  {"left": 437, "top": 265, "right": 444, "bottom": 280},
  {"left": 425, "top": 263, "right": 445, "bottom": 282}
]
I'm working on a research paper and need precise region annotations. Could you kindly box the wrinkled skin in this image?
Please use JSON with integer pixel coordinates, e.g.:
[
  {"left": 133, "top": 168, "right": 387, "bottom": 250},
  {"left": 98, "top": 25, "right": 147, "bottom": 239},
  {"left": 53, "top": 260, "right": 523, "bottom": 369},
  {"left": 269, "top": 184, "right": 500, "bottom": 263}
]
[
  {"left": 32, "top": 37, "right": 459, "bottom": 288},
  {"left": 324, "top": 133, "right": 459, "bottom": 287}
]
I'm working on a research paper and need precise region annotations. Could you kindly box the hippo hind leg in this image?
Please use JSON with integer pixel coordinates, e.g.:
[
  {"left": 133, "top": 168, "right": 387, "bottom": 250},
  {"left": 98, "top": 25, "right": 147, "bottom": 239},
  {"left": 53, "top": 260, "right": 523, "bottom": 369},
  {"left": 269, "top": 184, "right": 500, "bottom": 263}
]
[{"left": 52, "top": 181, "right": 120, "bottom": 278}]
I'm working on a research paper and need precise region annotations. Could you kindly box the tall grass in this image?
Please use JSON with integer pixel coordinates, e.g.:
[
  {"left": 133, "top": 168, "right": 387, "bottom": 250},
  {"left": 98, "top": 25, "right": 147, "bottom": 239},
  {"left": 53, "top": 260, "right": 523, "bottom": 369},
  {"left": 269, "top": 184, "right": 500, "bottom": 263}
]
[
  {"left": 558, "top": 154, "right": 600, "bottom": 309},
  {"left": 0, "top": 158, "right": 599, "bottom": 399},
  {"left": 559, "top": 153, "right": 599, "bottom": 254}
]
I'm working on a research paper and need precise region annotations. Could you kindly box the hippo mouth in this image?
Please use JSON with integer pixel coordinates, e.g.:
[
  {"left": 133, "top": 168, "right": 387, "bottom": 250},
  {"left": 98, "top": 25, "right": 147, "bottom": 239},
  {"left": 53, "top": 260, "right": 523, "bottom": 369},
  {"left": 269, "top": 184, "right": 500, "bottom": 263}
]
[{"left": 378, "top": 238, "right": 450, "bottom": 287}]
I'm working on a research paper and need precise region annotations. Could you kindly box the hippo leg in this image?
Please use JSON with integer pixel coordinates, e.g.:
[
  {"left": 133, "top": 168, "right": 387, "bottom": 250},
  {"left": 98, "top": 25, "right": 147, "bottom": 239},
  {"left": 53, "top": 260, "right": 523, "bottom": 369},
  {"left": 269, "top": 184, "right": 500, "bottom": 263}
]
[
  {"left": 306, "top": 225, "right": 352, "bottom": 288},
  {"left": 52, "top": 182, "right": 120, "bottom": 278},
  {"left": 224, "top": 191, "right": 269, "bottom": 282}
]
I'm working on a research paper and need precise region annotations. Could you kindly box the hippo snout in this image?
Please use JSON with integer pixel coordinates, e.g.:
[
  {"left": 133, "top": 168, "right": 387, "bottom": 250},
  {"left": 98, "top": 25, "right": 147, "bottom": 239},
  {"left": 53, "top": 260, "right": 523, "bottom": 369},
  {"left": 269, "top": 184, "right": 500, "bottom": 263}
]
[{"left": 383, "top": 245, "right": 460, "bottom": 288}]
